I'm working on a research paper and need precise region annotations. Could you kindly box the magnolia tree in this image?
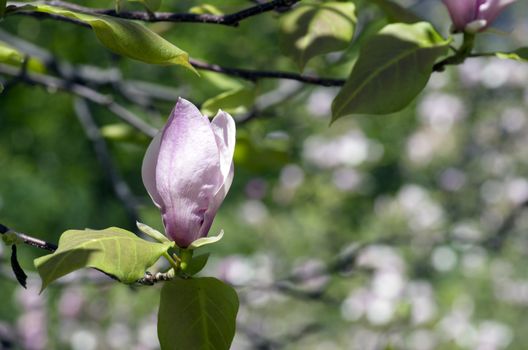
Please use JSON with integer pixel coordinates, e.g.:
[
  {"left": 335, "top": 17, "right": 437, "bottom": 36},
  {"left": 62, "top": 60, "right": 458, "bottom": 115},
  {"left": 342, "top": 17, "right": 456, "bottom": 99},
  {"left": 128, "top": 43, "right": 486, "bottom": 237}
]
[{"left": 0, "top": 0, "right": 525, "bottom": 349}]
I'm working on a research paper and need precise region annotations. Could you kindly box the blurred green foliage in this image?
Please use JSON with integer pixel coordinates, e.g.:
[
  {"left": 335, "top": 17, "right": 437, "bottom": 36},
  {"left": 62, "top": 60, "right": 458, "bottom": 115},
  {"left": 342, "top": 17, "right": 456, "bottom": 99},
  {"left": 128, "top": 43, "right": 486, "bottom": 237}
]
[{"left": 2, "top": 0, "right": 528, "bottom": 349}]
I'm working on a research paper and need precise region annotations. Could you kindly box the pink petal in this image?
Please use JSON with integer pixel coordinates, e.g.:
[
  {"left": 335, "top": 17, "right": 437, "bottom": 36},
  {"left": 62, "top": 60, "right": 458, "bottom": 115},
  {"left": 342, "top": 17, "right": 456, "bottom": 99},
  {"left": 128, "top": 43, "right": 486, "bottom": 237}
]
[
  {"left": 141, "top": 129, "right": 163, "bottom": 208},
  {"left": 211, "top": 110, "right": 236, "bottom": 191},
  {"left": 156, "top": 98, "right": 223, "bottom": 247},
  {"left": 477, "top": 0, "right": 516, "bottom": 27},
  {"left": 442, "top": 0, "right": 479, "bottom": 31},
  {"left": 198, "top": 110, "right": 236, "bottom": 237}
]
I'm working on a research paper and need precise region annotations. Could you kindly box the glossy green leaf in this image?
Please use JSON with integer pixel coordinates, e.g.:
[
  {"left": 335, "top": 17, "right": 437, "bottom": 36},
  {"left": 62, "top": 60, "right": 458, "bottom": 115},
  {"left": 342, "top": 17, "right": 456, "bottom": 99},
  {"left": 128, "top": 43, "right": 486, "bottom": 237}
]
[
  {"left": 34, "top": 227, "right": 172, "bottom": 291},
  {"left": 332, "top": 22, "right": 450, "bottom": 120},
  {"left": 496, "top": 48, "right": 528, "bottom": 61},
  {"left": 129, "top": 0, "right": 162, "bottom": 12},
  {"left": 201, "top": 88, "right": 255, "bottom": 116},
  {"left": 184, "top": 253, "right": 210, "bottom": 276},
  {"left": 188, "top": 230, "right": 224, "bottom": 250},
  {"left": 15, "top": 4, "right": 194, "bottom": 71},
  {"left": 158, "top": 277, "right": 239, "bottom": 350},
  {"left": 280, "top": 1, "right": 356, "bottom": 71},
  {"left": 371, "top": 0, "right": 422, "bottom": 24}
]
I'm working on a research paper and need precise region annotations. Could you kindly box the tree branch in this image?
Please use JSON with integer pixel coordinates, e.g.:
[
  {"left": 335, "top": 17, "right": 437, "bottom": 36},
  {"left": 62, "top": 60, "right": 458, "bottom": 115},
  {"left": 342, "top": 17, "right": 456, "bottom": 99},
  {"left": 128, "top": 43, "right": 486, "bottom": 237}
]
[
  {"left": 0, "top": 64, "right": 158, "bottom": 137},
  {"left": 8, "top": 0, "right": 300, "bottom": 26},
  {"left": 190, "top": 58, "right": 345, "bottom": 87},
  {"left": 0, "top": 223, "right": 58, "bottom": 251}
]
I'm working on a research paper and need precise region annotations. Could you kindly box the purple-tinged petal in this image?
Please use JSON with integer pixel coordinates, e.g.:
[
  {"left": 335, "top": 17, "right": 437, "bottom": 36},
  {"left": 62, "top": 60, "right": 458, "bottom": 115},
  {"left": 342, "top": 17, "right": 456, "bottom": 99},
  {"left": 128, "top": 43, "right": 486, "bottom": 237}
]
[
  {"left": 141, "top": 130, "right": 163, "bottom": 208},
  {"left": 198, "top": 110, "right": 236, "bottom": 238},
  {"left": 211, "top": 110, "right": 236, "bottom": 189},
  {"left": 156, "top": 98, "right": 223, "bottom": 247},
  {"left": 477, "top": 0, "right": 517, "bottom": 27},
  {"left": 442, "top": 0, "right": 478, "bottom": 31}
]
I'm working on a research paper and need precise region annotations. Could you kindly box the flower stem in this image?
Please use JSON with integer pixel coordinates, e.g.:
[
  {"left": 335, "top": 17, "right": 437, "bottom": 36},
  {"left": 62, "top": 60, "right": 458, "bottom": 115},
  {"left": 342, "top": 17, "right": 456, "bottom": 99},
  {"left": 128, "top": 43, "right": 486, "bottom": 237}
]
[
  {"left": 163, "top": 251, "right": 180, "bottom": 271},
  {"left": 433, "top": 32, "right": 476, "bottom": 72}
]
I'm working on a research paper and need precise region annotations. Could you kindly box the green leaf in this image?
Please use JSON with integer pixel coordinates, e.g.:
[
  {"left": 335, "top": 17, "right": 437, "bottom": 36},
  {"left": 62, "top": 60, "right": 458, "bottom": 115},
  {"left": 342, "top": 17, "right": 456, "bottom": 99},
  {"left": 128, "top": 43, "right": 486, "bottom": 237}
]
[
  {"left": 137, "top": 221, "right": 171, "bottom": 244},
  {"left": 34, "top": 227, "right": 172, "bottom": 291},
  {"left": 0, "top": 82, "right": 3, "bottom": 93},
  {"left": 332, "top": 22, "right": 450, "bottom": 120},
  {"left": 129, "top": 0, "right": 162, "bottom": 12},
  {"left": 184, "top": 253, "right": 210, "bottom": 276},
  {"left": 158, "top": 277, "right": 239, "bottom": 350},
  {"left": 279, "top": 1, "right": 356, "bottom": 71},
  {"left": 201, "top": 87, "right": 256, "bottom": 116},
  {"left": 14, "top": 4, "right": 194, "bottom": 71},
  {"left": 188, "top": 230, "right": 224, "bottom": 250},
  {"left": 371, "top": 0, "right": 422, "bottom": 24},
  {"left": 496, "top": 48, "right": 528, "bottom": 61}
]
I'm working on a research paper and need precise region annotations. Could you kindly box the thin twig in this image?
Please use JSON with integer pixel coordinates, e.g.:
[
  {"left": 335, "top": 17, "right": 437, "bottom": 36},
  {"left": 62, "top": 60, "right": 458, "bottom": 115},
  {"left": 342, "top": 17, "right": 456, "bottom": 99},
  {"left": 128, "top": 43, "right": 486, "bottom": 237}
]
[
  {"left": 190, "top": 58, "right": 345, "bottom": 87},
  {"left": 0, "top": 64, "right": 158, "bottom": 137},
  {"left": 0, "top": 223, "right": 58, "bottom": 251},
  {"left": 0, "top": 26, "right": 345, "bottom": 89},
  {"left": 8, "top": 0, "right": 300, "bottom": 26}
]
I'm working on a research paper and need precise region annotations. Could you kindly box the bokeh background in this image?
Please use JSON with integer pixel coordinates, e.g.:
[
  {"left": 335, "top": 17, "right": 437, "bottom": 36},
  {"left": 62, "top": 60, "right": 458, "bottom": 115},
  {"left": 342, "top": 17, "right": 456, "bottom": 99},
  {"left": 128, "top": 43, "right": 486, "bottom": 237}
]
[{"left": 2, "top": 0, "right": 528, "bottom": 349}]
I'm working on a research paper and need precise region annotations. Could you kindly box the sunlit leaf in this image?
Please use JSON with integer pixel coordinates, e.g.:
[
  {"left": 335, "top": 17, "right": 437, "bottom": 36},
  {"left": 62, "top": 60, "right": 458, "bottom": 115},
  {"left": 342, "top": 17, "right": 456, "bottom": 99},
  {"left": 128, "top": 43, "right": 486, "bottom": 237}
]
[
  {"left": 332, "top": 22, "right": 450, "bottom": 120},
  {"left": 158, "top": 277, "right": 239, "bottom": 350},
  {"left": 34, "top": 227, "right": 172, "bottom": 291},
  {"left": 201, "top": 87, "right": 256, "bottom": 116},
  {"left": 13, "top": 4, "right": 194, "bottom": 71},
  {"left": 129, "top": 0, "right": 162, "bottom": 13},
  {"left": 496, "top": 48, "right": 528, "bottom": 61},
  {"left": 280, "top": 1, "right": 356, "bottom": 71}
]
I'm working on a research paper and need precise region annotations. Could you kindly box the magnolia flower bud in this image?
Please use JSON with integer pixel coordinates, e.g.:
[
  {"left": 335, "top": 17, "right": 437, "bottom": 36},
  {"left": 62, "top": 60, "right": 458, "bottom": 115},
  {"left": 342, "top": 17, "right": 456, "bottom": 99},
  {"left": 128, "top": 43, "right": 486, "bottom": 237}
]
[
  {"left": 142, "top": 98, "right": 236, "bottom": 248},
  {"left": 442, "top": 0, "right": 516, "bottom": 33}
]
